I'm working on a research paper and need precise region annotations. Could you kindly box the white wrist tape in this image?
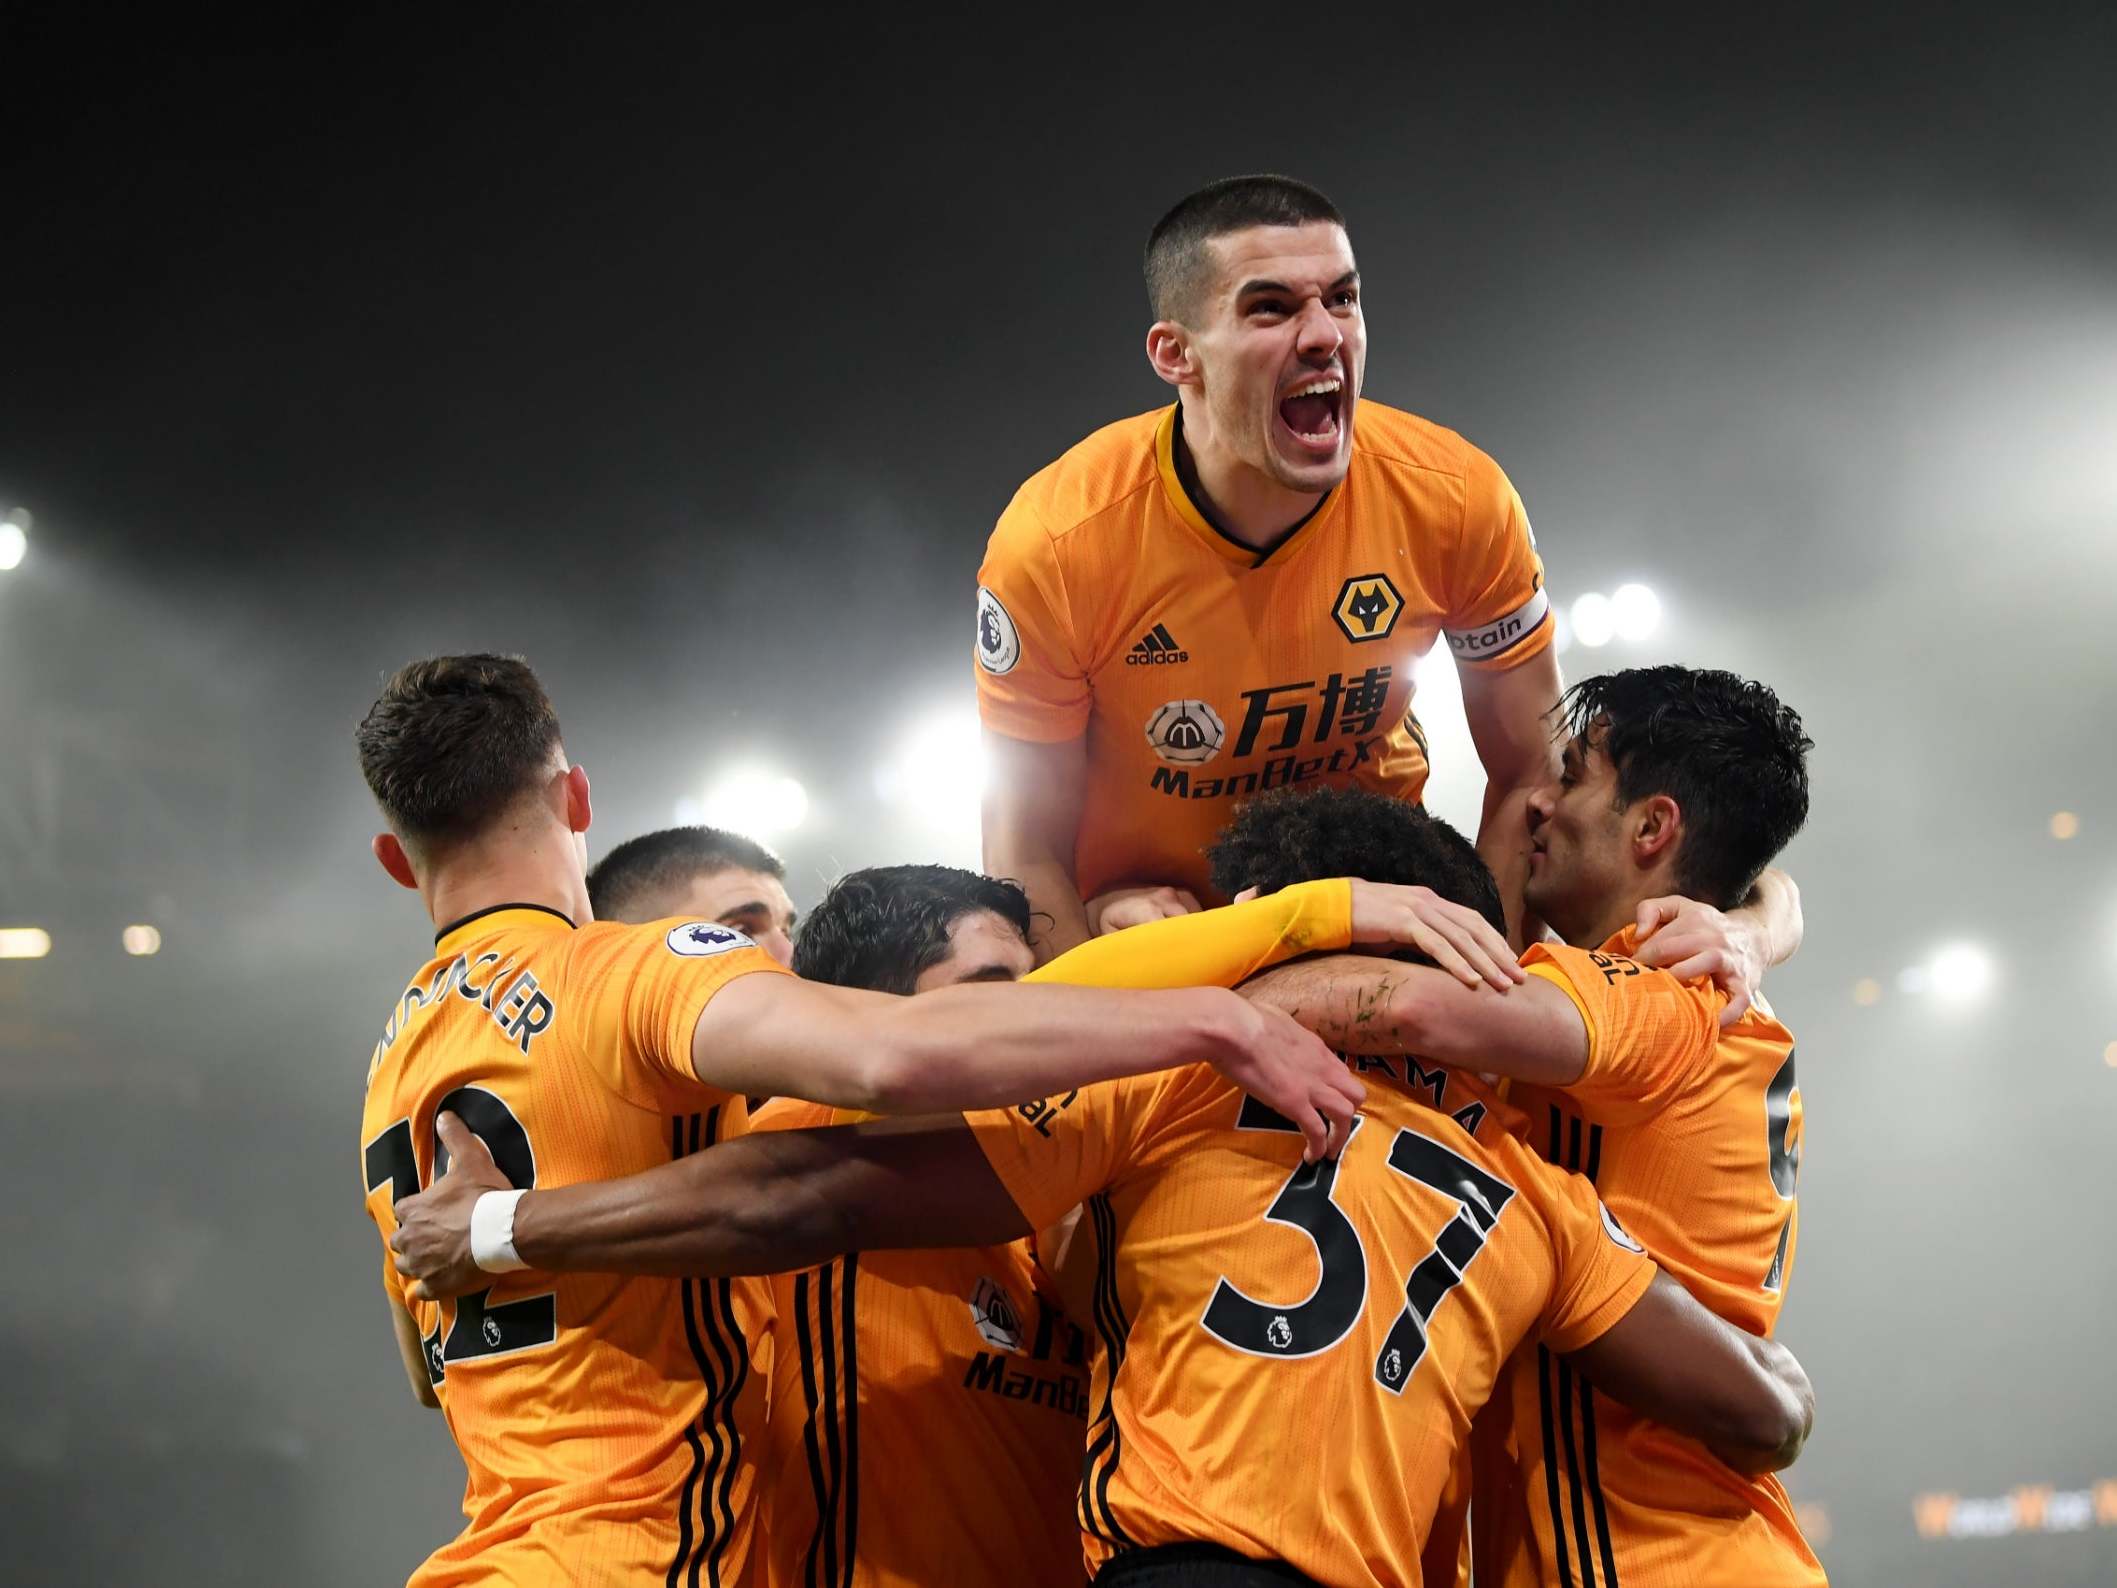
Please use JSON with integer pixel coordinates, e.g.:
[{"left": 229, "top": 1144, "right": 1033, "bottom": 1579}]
[{"left": 469, "top": 1188, "right": 531, "bottom": 1273}]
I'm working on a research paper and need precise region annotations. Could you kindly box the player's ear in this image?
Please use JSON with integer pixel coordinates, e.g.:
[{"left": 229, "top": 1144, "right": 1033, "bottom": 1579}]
[
  {"left": 1232, "top": 885, "right": 1261, "bottom": 903},
  {"left": 1145, "top": 321, "right": 1196, "bottom": 388},
  {"left": 563, "top": 763, "right": 593, "bottom": 836},
  {"left": 1632, "top": 794, "right": 1683, "bottom": 864},
  {"left": 372, "top": 833, "right": 420, "bottom": 891}
]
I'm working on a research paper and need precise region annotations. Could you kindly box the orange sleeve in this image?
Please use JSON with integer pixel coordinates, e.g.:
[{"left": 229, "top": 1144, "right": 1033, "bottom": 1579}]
[
  {"left": 974, "top": 490, "right": 1092, "bottom": 742},
  {"left": 1521, "top": 942, "right": 1720, "bottom": 1121},
  {"left": 564, "top": 919, "right": 793, "bottom": 1107},
  {"left": 964, "top": 1072, "right": 1169, "bottom": 1230},
  {"left": 748, "top": 1096, "right": 837, "bottom": 1132},
  {"left": 1527, "top": 1161, "right": 1658, "bottom": 1353},
  {"left": 1441, "top": 452, "right": 1553, "bottom": 671}
]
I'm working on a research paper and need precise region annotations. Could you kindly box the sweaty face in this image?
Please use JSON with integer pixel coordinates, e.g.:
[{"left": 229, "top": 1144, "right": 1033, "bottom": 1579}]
[
  {"left": 1188, "top": 221, "right": 1365, "bottom": 493},
  {"left": 661, "top": 867, "right": 799, "bottom": 967},
  {"left": 1523, "top": 731, "right": 1632, "bottom": 945},
  {"left": 911, "top": 908, "right": 1036, "bottom": 993}
]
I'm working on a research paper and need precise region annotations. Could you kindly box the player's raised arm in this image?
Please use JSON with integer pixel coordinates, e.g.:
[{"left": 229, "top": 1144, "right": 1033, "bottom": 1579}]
[
  {"left": 981, "top": 728, "right": 1093, "bottom": 957},
  {"left": 1632, "top": 866, "right": 1804, "bottom": 1025},
  {"left": 688, "top": 970, "right": 1362, "bottom": 1160},
  {"left": 1565, "top": 1272, "right": 1815, "bottom": 1474},
  {"left": 1040, "top": 877, "right": 1523, "bottom": 994},
  {"left": 1240, "top": 953, "right": 1590, "bottom": 1086}
]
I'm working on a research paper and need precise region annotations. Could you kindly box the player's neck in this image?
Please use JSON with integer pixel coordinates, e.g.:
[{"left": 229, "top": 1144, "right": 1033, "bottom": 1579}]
[
  {"left": 1571, "top": 874, "right": 1680, "bottom": 950},
  {"left": 1173, "top": 403, "right": 1325, "bottom": 551},
  {"left": 419, "top": 831, "right": 593, "bottom": 935}
]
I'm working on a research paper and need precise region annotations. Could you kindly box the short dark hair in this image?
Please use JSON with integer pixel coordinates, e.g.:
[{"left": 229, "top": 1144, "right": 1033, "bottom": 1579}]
[
  {"left": 1207, "top": 785, "right": 1505, "bottom": 937},
  {"left": 1145, "top": 174, "right": 1347, "bottom": 324},
  {"left": 587, "top": 826, "right": 786, "bottom": 922},
  {"left": 356, "top": 653, "right": 562, "bottom": 850},
  {"left": 1560, "top": 666, "right": 1813, "bottom": 909},
  {"left": 793, "top": 864, "right": 1032, "bottom": 996}
]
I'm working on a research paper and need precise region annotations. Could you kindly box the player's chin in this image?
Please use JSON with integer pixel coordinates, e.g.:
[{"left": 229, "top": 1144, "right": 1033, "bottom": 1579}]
[{"left": 1266, "top": 419, "right": 1351, "bottom": 489}]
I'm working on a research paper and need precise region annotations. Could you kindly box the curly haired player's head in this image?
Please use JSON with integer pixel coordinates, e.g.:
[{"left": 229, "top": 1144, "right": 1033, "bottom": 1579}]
[{"left": 1207, "top": 785, "right": 1506, "bottom": 938}]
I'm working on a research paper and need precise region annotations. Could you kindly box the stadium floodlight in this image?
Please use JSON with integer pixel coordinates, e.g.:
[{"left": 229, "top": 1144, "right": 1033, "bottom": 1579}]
[
  {"left": 122, "top": 924, "right": 162, "bottom": 957},
  {"left": 701, "top": 768, "right": 809, "bottom": 838},
  {"left": 875, "top": 707, "right": 987, "bottom": 836},
  {"left": 1610, "top": 583, "right": 1662, "bottom": 642},
  {"left": 1569, "top": 591, "right": 1615, "bottom": 648},
  {"left": 0, "top": 521, "right": 25, "bottom": 572},
  {"left": 1926, "top": 942, "right": 1995, "bottom": 1004},
  {"left": 0, "top": 927, "right": 52, "bottom": 958}
]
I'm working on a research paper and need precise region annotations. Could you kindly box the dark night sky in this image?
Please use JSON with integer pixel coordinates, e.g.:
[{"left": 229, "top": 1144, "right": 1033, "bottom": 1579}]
[{"left": 2, "top": 8, "right": 2115, "bottom": 1584}]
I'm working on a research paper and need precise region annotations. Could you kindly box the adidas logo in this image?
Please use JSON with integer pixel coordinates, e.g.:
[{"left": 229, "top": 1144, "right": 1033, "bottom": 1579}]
[{"left": 1125, "top": 623, "right": 1189, "bottom": 666}]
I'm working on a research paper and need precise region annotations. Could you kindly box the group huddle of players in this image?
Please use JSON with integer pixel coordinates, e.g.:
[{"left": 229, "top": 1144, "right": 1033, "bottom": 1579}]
[{"left": 357, "top": 174, "right": 1827, "bottom": 1588}]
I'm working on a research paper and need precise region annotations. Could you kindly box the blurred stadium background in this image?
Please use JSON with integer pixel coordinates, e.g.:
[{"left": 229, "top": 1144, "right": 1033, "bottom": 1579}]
[{"left": 2, "top": 7, "right": 2113, "bottom": 1584}]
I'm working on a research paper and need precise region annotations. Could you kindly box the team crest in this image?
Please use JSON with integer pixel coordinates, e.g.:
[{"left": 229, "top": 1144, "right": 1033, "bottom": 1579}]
[
  {"left": 1332, "top": 573, "right": 1403, "bottom": 644},
  {"left": 666, "top": 921, "right": 755, "bottom": 958},
  {"left": 975, "top": 586, "right": 1021, "bottom": 675},
  {"left": 1144, "top": 698, "right": 1226, "bottom": 766},
  {"left": 1599, "top": 1203, "right": 1646, "bottom": 1254},
  {"left": 968, "top": 1276, "right": 1024, "bottom": 1352}
]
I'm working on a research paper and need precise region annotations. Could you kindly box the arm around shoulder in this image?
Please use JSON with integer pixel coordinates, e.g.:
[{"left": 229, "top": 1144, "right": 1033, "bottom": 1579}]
[{"left": 1565, "top": 1272, "right": 1814, "bottom": 1474}]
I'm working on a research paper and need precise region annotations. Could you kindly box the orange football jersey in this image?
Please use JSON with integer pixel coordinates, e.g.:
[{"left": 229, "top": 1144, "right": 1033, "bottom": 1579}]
[
  {"left": 358, "top": 905, "right": 790, "bottom": 1587},
  {"left": 974, "top": 401, "right": 1552, "bottom": 904},
  {"left": 750, "top": 1096, "right": 1090, "bottom": 1588},
  {"left": 741, "top": 879, "right": 1354, "bottom": 1588},
  {"left": 1474, "top": 926, "right": 1826, "bottom": 1588},
  {"left": 965, "top": 1059, "right": 1653, "bottom": 1587}
]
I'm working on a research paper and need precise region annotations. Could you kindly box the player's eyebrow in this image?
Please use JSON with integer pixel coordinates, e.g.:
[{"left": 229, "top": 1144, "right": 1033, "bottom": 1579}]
[
  {"left": 1236, "top": 270, "right": 1359, "bottom": 299},
  {"left": 955, "top": 964, "right": 1022, "bottom": 984}
]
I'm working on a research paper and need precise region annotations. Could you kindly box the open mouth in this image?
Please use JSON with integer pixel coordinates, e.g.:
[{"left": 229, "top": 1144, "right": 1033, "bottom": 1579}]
[{"left": 1277, "top": 374, "right": 1344, "bottom": 453}]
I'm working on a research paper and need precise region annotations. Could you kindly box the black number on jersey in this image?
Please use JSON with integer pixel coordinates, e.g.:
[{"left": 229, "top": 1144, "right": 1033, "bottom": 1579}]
[
  {"left": 1370, "top": 1131, "right": 1515, "bottom": 1393},
  {"left": 362, "top": 1086, "right": 557, "bottom": 1382},
  {"left": 1763, "top": 1048, "right": 1800, "bottom": 1292},
  {"left": 1200, "top": 1098, "right": 1518, "bottom": 1394},
  {"left": 1200, "top": 1099, "right": 1369, "bottom": 1357}
]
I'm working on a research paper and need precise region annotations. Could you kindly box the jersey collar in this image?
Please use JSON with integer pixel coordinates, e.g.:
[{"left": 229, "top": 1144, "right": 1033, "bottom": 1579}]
[
  {"left": 1154, "top": 404, "right": 1345, "bottom": 569},
  {"left": 434, "top": 902, "right": 576, "bottom": 954}
]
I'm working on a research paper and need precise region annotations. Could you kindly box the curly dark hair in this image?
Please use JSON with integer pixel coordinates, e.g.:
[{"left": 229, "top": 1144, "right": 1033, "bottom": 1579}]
[
  {"left": 587, "top": 826, "right": 785, "bottom": 922},
  {"left": 1559, "top": 666, "right": 1812, "bottom": 909},
  {"left": 793, "top": 864, "right": 1032, "bottom": 995},
  {"left": 355, "top": 653, "right": 561, "bottom": 851},
  {"left": 1206, "top": 785, "right": 1504, "bottom": 935}
]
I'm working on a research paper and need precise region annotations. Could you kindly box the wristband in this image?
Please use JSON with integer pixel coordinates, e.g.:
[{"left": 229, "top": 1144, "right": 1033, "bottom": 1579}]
[{"left": 469, "top": 1188, "right": 530, "bottom": 1273}]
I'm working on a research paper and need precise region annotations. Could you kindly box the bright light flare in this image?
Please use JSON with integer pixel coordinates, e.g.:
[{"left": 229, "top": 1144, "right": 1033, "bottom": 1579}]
[
  {"left": 1927, "top": 942, "right": 1996, "bottom": 1004},
  {"left": 701, "top": 768, "right": 809, "bottom": 837},
  {"left": 1610, "top": 583, "right": 1662, "bottom": 641},
  {"left": 0, "top": 927, "right": 52, "bottom": 959},
  {"left": 1570, "top": 592, "right": 1615, "bottom": 648},
  {"left": 1852, "top": 978, "right": 1881, "bottom": 1006},
  {"left": 875, "top": 707, "right": 987, "bottom": 842},
  {"left": 123, "top": 924, "right": 162, "bottom": 957},
  {"left": 0, "top": 522, "right": 25, "bottom": 572},
  {"left": 2049, "top": 811, "right": 2079, "bottom": 840}
]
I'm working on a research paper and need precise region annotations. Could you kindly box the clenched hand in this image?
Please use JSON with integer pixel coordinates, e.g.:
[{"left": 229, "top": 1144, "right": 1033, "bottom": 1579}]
[{"left": 391, "top": 1111, "right": 511, "bottom": 1302}]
